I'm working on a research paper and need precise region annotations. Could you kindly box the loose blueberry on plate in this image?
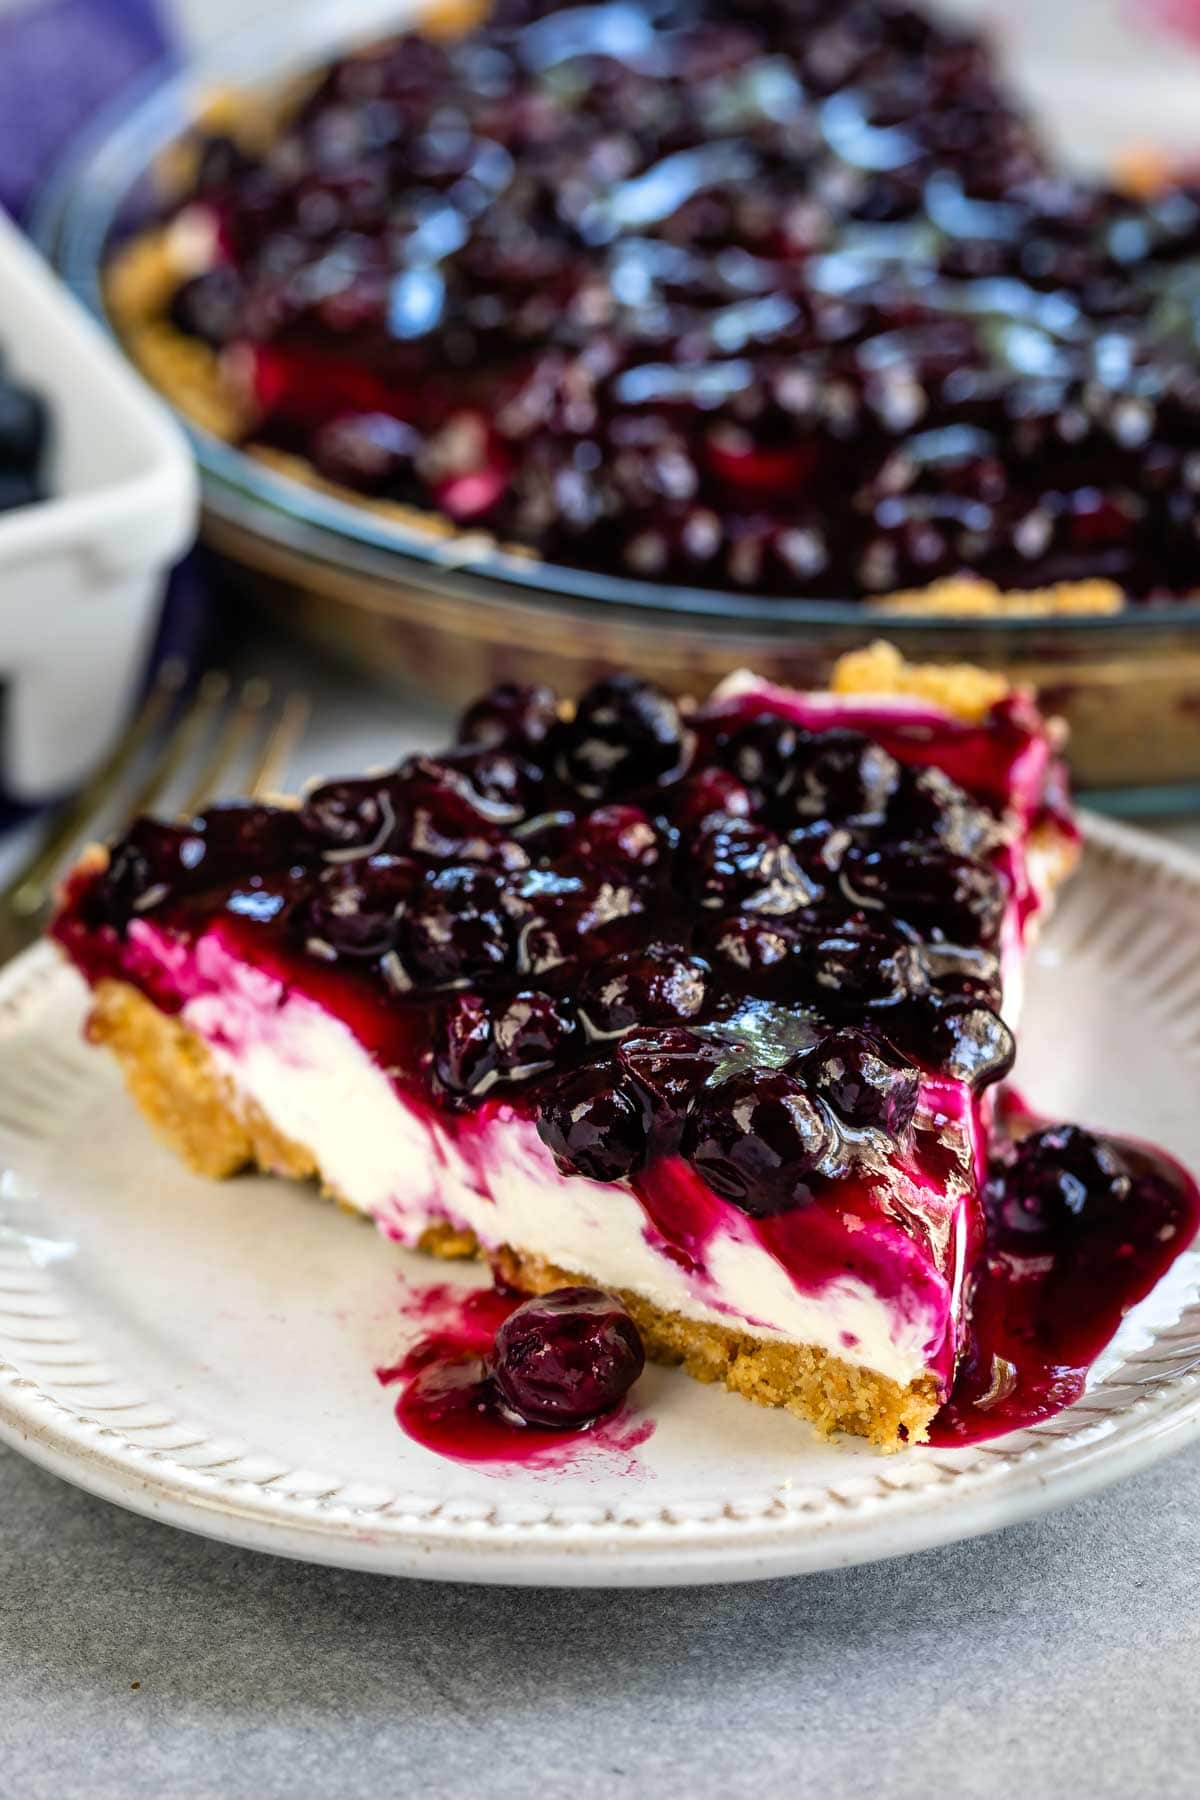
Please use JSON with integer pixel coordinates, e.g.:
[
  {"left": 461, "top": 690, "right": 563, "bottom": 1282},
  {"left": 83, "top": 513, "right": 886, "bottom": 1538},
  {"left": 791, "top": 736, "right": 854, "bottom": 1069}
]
[{"left": 491, "top": 1287, "right": 645, "bottom": 1428}]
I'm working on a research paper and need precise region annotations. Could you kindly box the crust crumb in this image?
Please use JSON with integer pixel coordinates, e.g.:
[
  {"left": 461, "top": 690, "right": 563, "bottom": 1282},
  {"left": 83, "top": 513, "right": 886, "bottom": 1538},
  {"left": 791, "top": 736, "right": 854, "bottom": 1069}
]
[
  {"left": 494, "top": 1247, "right": 939, "bottom": 1449},
  {"left": 869, "top": 575, "right": 1125, "bottom": 619},
  {"left": 830, "top": 640, "right": 1012, "bottom": 723}
]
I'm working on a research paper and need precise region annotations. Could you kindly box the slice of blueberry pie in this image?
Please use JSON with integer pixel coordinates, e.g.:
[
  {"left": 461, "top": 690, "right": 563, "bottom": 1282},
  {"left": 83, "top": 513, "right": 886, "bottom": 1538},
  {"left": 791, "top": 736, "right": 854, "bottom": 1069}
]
[{"left": 54, "top": 646, "right": 1081, "bottom": 1447}]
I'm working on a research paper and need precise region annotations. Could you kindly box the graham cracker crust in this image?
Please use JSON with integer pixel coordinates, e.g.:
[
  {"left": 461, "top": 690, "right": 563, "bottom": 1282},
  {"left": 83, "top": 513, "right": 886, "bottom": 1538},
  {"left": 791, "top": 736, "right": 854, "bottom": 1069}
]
[{"left": 85, "top": 978, "right": 941, "bottom": 1449}]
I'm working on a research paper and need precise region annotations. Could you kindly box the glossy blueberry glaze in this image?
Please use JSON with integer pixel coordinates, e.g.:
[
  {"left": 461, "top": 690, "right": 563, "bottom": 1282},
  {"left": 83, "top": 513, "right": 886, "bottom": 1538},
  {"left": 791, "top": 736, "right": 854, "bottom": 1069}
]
[{"left": 152, "top": 0, "right": 1200, "bottom": 601}]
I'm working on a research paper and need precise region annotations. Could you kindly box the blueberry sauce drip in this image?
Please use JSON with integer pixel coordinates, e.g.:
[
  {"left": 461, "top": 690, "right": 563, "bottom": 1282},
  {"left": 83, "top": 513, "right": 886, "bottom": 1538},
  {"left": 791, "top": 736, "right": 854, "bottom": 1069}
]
[
  {"left": 931, "top": 1097, "right": 1200, "bottom": 1444},
  {"left": 157, "top": 0, "right": 1200, "bottom": 600},
  {"left": 56, "top": 672, "right": 1032, "bottom": 1226},
  {"left": 377, "top": 1281, "right": 650, "bottom": 1464}
]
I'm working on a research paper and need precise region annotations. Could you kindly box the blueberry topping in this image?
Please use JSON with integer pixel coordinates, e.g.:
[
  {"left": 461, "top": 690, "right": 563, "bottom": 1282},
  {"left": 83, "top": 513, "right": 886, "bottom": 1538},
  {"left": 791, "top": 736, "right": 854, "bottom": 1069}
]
[
  {"left": 311, "top": 412, "right": 421, "bottom": 494},
  {"left": 693, "top": 816, "right": 817, "bottom": 914},
  {"left": 989, "top": 1125, "right": 1134, "bottom": 1245},
  {"left": 393, "top": 864, "right": 512, "bottom": 989},
  {"left": 616, "top": 1026, "right": 726, "bottom": 1148},
  {"left": 722, "top": 714, "right": 804, "bottom": 798},
  {"left": 797, "top": 1027, "right": 920, "bottom": 1136},
  {"left": 150, "top": 0, "right": 1200, "bottom": 609},
  {"left": 302, "top": 855, "right": 414, "bottom": 959},
  {"left": 93, "top": 820, "right": 204, "bottom": 926},
  {"left": 434, "top": 991, "right": 496, "bottom": 1094},
  {"left": 493, "top": 988, "right": 576, "bottom": 1076},
  {"left": 578, "top": 942, "right": 710, "bottom": 1038},
  {"left": 192, "top": 802, "right": 307, "bottom": 874},
  {"left": 491, "top": 1286, "right": 644, "bottom": 1427},
  {"left": 555, "top": 676, "right": 690, "bottom": 800},
  {"left": 682, "top": 1069, "right": 833, "bottom": 1217},
  {"left": 675, "top": 766, "right": 756, "bottom": 828},
  {"left": 702, "top": 912, "right": 802, "bottom": 995},
  {"left": 566, "top": 805, "right": 661, "bottom": 877},
  {"left": 535, "top": 1065, "right": 647, "bottom": 1183},
  {"left": 791, "top": 735, "right": 901, "bottom": 826},
  {"left": 912, "top": 997, "right": 1016, "bottom": 1088},
  {"left": 299, "top": 777, "right": 396, "bottom": 855},
  {"left": 800, "top": 925, "right": 927, "bottom": 1011},
  {"left": 457, "top": 682, "right": 560, "bottom": 753},
  {"left": 840, "top": 843, "right": 1006, "bottom": 944}
]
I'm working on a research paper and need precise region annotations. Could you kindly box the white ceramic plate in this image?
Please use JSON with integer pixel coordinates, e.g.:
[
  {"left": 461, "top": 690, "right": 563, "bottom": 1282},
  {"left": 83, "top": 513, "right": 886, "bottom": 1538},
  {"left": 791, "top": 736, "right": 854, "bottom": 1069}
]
[{"left": 1, "top": 814, "right": 1199, "bottom": 1587}]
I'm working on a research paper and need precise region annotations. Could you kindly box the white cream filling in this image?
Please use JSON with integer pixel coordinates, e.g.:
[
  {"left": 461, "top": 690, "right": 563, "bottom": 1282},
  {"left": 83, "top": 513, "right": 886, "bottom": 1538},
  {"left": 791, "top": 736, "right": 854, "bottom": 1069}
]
[{"left": 165, "top": 929, "right": 949, "bottom": 1390}]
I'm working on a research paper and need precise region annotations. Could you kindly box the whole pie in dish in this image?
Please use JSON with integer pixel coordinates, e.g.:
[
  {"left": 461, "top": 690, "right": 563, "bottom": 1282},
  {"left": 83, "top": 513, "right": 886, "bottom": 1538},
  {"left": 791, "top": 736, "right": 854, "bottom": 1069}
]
[
  {"left": 110, "top": 0, "right": 1200, "bottom": 608},
  {"left": 53, "top": 644, "right": 1145, "bottom": 1451}
]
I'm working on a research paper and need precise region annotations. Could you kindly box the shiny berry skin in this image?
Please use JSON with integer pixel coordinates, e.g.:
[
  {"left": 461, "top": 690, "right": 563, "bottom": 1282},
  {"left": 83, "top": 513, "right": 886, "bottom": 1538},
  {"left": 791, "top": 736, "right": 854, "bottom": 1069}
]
[
  {"left": 790, "top": 733, "right": 900, "bottom": 825},
  {"left": 299, "top": 777, "right": 396, "bottom": 854},
  {"left": 394, "top": 865, "right": 512, "bottom": 989},
  {"left": 515, "top": 875, "right": 643, "bottom": 978},
  {"left": 434, "top": 992, "right": 496, "bottom": 1094},
  {"left": 554, "top": 675, "right": 690, "bottom": 800},
  {"left": 675, "top": 766, "right": 756, "bottom": 828},
  {"left": 798, "top": 1028, "right": 920, "bottom": 1136},
  {"left": 989, "top": 1125, "right": 1133, "bottom": 1245},
  {"left": 491, "top": 1287, "right": 645, "bottom": 1427},
  {"left": 456, "top": 682, "right": 560, "bottom": 753},
  {"left": 923, "top": 942, "right": 1004, "bottom": 1013},
  {"left": 840, "top": 843, "right": 1006, "bottom": 944},
  {"left": 703, "top": 914, "right": 802, "bottom": 995},
  {"left": 886, "top": 765, "right": 997, "bottom": 859},
  {"left": 565, "top": 806, "right": 661, "bottom": 877},
  {"left": 93, "top": 819, "right": 204, "bottom": 925},
  {"left": 191, "top": 802, "right": 307, "bottom": 875},
  {"left": 912, "top": 998, "right": 1015, "bottom": 1088},
  {"left": 301, "top": 854, "right": 415, "bottom": 960},
  {"left": 493, "top": 989, "right": 576, "bottom": 1075},
  {"left": 578, "top": 943, "right": 710, "bottom": 1038},
  {"left": 424, "top": 748, "right": 539, "bottom": 824},
  {"left": 693, "top": 817, "right": 816, "bottom": 915},
  {"left": 722, "top": 713, "right": 804, "bottom": 798},
  {"left": 535, "top": 1065, "right": 647, "bottom": 1183},
  {"left": 616, "top": 1026, "right": 726, "bottom": 1147},
  {"left": 682, "top": 1069, "right": 833, "bottom": 1216},
  {"left": 311, "top": 412, "right": 421, "bottom": 494},
  {"left": 801, "top": 926, "right": 926, "bottom": 1011}
]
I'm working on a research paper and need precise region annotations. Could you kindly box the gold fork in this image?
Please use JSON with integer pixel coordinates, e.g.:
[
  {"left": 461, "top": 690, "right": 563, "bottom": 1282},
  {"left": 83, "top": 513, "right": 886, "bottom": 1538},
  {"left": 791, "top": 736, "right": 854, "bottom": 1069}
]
[{"left": 0, "top": 662, "right": 310, "bottom": 966}]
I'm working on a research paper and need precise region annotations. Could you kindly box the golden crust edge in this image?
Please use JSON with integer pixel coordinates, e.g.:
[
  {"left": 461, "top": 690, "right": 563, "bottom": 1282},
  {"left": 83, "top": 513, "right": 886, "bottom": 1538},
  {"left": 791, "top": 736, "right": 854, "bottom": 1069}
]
[{"left": 83, "top": 977, "right": 940, "bottom": 1450}]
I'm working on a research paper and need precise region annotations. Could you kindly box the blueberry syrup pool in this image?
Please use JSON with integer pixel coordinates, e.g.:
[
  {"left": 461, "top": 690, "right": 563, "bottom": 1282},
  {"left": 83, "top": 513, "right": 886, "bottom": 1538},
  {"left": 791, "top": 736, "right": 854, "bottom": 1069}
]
[
  {"left": 377, "top": 1281, "right": 652, "bottom": 1465},
  {"left": 931, "top": 1097, "right": 1200, "bottom": 1445},
  {"left": 146, "top": 0, "right": 1200, "bottom": 603}
]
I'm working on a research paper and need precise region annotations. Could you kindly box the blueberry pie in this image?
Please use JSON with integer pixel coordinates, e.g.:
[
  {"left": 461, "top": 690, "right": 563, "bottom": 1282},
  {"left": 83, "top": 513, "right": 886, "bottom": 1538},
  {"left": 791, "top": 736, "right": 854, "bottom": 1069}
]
[
  {"left": 110, "top": 0, "right": 1200, "bottom": 604},
  {"left": 54, "top": 646, "right": 1095, "bottom": 1447}
]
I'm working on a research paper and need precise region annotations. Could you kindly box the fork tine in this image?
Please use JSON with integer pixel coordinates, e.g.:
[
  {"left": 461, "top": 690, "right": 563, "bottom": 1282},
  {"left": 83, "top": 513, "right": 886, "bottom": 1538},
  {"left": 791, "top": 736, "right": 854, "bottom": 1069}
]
[
  {"left": 248, "top": 691, "right": 310, "bottom": 799},
  {"left": 124, "top": 669, "right": 230, "bottom": 824},
  {"left": 180, "top": 677, "right": 271, "bottom": 817},
  {"left": 0, "top": 658, "right": 186, "bottom": 921}
]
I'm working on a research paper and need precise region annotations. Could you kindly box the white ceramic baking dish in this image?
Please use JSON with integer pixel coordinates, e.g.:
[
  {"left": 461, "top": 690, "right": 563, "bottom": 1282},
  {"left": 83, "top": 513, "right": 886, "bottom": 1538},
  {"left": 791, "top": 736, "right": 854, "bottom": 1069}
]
[{"left": 0, "top": 209, "right": 196, "bottom": 803}]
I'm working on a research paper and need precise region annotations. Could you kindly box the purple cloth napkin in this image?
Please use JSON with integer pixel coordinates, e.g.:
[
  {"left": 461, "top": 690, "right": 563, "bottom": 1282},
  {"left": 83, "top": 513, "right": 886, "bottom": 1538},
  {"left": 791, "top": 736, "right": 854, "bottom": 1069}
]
[{"left": 0, "top": 0, "right": 168, "bottom": 220}]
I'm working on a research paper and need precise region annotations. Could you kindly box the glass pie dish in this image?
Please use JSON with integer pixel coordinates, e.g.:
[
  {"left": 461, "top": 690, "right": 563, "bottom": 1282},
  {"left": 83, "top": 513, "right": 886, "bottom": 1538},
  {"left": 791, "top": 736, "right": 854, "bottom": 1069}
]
[{"left": 31, "top": 0, "right": 1200, "bottom": 810}]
